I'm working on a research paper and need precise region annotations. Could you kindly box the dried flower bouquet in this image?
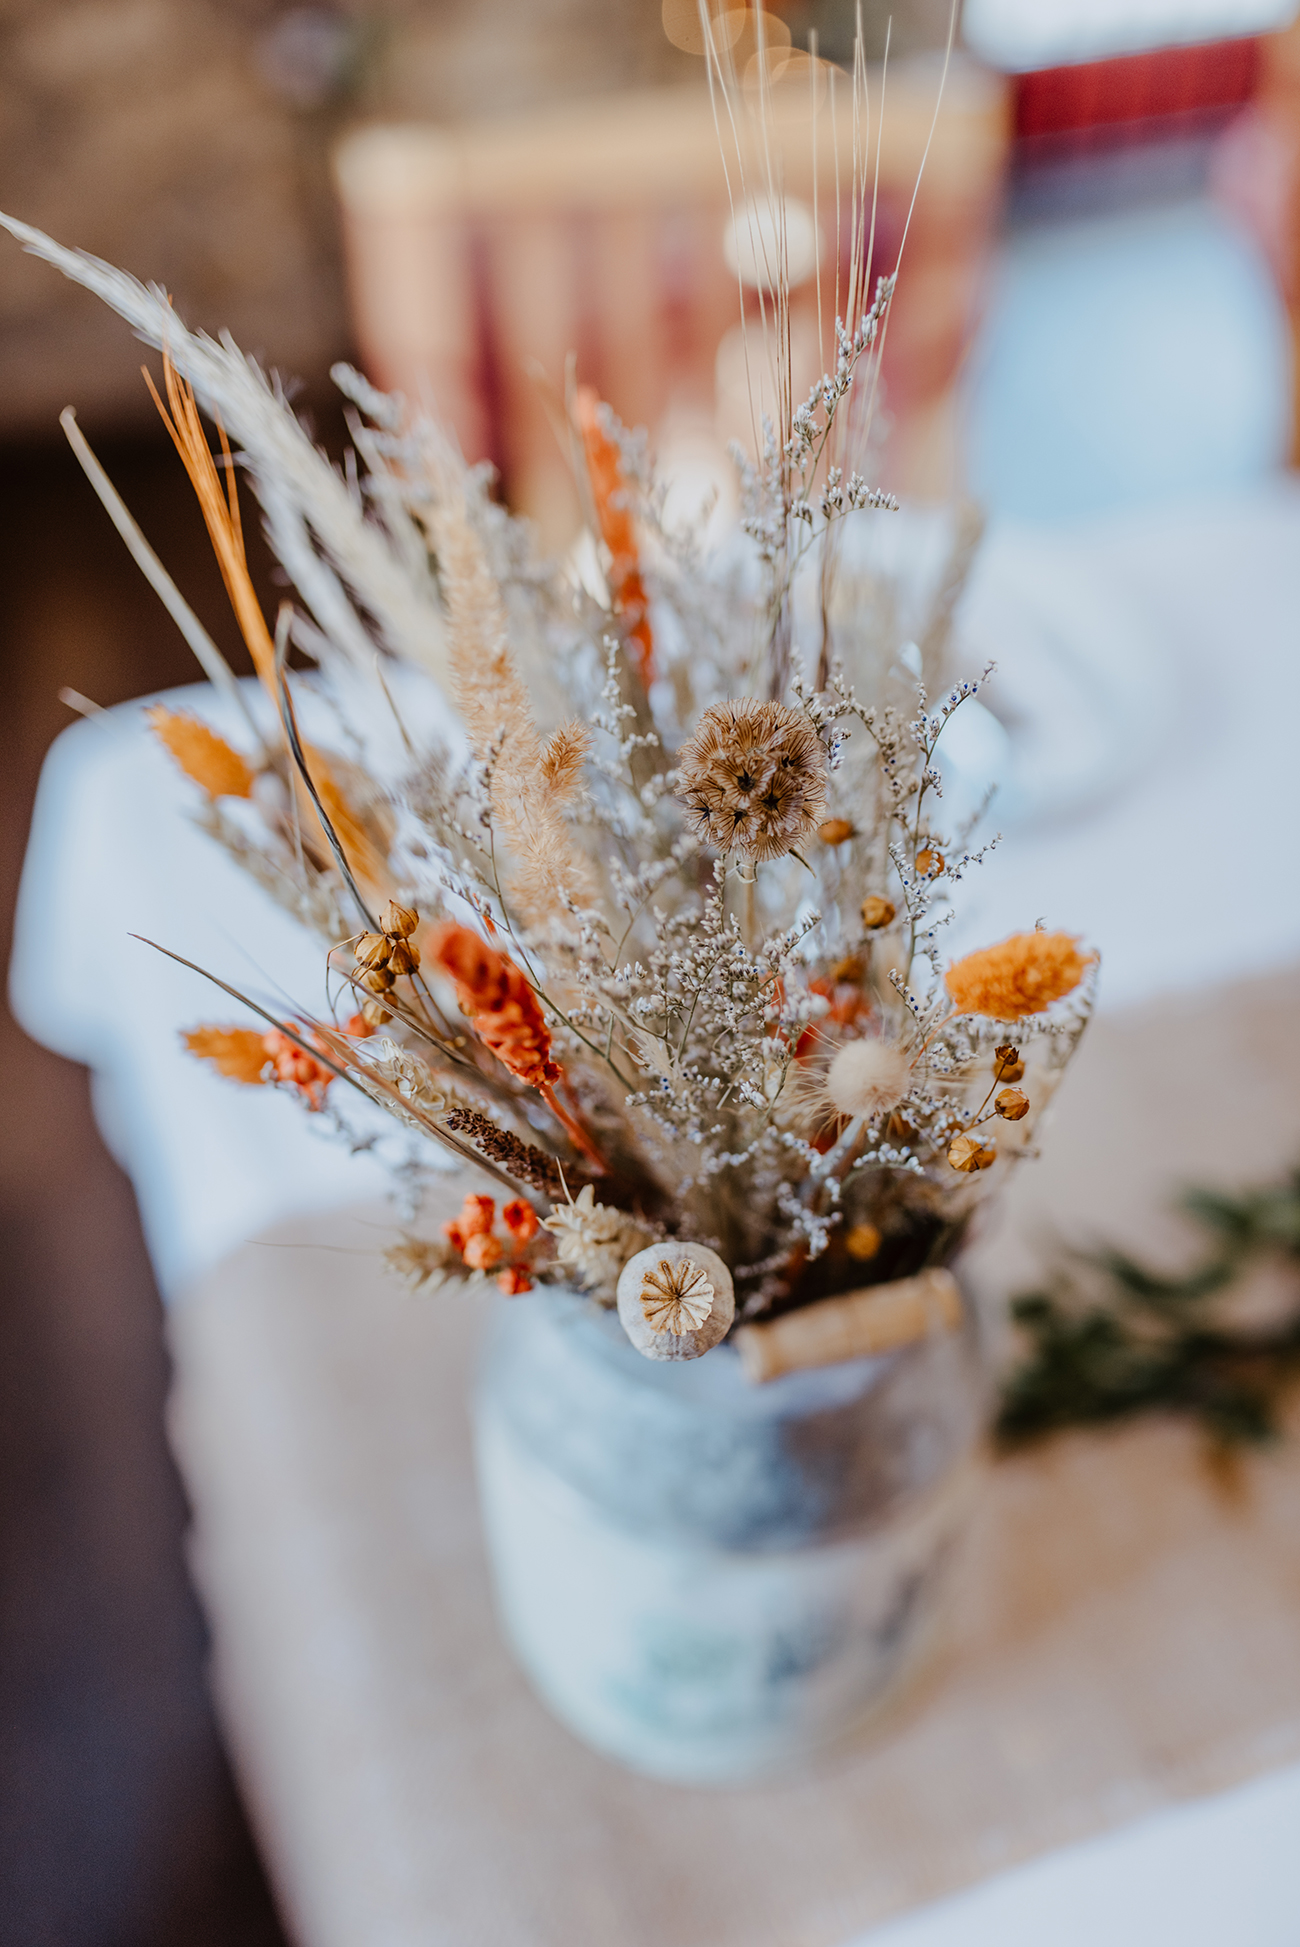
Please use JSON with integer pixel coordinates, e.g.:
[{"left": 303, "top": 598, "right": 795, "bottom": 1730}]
[{"left": 1, "top": 70, "right": 1094, "bottom": 1375}]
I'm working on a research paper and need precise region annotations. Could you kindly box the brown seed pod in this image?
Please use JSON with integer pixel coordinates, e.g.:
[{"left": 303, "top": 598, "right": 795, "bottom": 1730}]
[
  {"left": 386, "top": 937, "right": 420, "bottom": 977},
  {"left": 860, "top": 895, "right": 896, "bottom": 930},
  {"left": 916, "top": 848, "right": 945, "bottom": 877},
  {"left": 844, "top": 1221, "right": 881, "bottom": 1261},
  {"left": 382, "top": 900, "right": 419, "bottom": 939},
  {"left": 361, "top": 998, "right": 392, "bottom": 1027},
  {"left": 993, "top": 1044, "right": 1025, "bottom": 1083},
  {"left": 818, "top": 817, "right": 855, "bottom": 846},
  {"left": 360, "top": 965, "right": 396, "bottom": 995},
  {"left": 353, "top": 931, "right": 391, "bottom": 970},
  {"left": 995, "top": 1087, "right": 1030, "bottom": 1121},
  {"left": 948, "top": 1132, "right": 996, "bottom": 1173}
]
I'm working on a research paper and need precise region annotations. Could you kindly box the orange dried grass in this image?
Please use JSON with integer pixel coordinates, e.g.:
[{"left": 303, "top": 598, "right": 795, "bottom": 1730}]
[
  {"left": 147, "top": 352, "right": 277, "bottom": 694},
  {"left": 183, "top": 1025, "right": 268, "bottom": 1085},
  {"left": 148, "top": 350, "right": 388, "bottom": 894},
  {"left": 148, "top": 706, "right": 254, "bottom": 798},
  {"left": 575, "top": 385, "right": 654, "bottom": 685}
]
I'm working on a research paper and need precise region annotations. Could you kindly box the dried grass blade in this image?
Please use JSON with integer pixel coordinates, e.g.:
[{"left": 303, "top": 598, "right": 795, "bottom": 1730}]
[
  {"left": 60, "top": 408, "right": 261, "bottom": 742},
  {"left": 272, "top": 614, "right": 379, "bottom": 931}
]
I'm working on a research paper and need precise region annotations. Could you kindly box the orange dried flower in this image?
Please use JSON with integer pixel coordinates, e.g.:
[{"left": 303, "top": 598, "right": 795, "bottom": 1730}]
[
  {"left": 995, "top": 1087, "right": 1030, "bottom": 1121},
  {"left": 462, "top": 1231, "right": 503, "bottom": 1272},
  {"left": 458, "top": 1194, "right": 496, "bottom": 1239},
  {"left": 261, "top": 1029, "right": 333, "bottom": 1111},
  {"left": 818, "top": 818, "right": 855, "bottom": 845},
  {"left": 916, "top": 848, "right": 945, "bottom": 877},
  {"left": 183, "top": 1025, "right": 268, "bottom": 1085},
  {"left": 148, "top": 707, "right": 254, "bottom": 799},
  {"left": 501, "top": 1199, "right": 539, "bottom": 1243},
  {"left": 497, "top": 1265, "right": 533, "bottom": 1295},
  {"left": 945, "top": 931, "right": 1093, "bottom": 1022},
  {"left": 425, "top": 922, "right": 560, "bottom": 1089},
  {"left": 845, "top": 1221, "right": 881, "bottom": 1261},
  {"left": 575, "top": 386, "right": 654, "bottom": 685},
  {"left": 441, "top": 1220, "right": 466, "bottom": 1254}
]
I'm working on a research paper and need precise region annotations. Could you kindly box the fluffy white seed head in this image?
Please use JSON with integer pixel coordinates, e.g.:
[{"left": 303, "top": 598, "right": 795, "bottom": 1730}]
[{"left": 824, "top": 1038, "right": 912, "bottom": 1120}]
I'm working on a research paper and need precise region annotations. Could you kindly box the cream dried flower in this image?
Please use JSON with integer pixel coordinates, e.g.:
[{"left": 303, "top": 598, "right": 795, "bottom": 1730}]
[
  {"left": 352, "top": 1036, "right": 460, "bottom": 1128},
  {"left": 676, "top": 700, "right": 828, "bottom": 862},
  {"left": 638, "top": 1256, "right": 715, "bottom": 1334},
  {"left": 542, "top": 1184, "right": 650, "bottom": 1303},
  {"left": 786, "top": 1034, "right": 913, "bottom": 1131},
  {"left": 823, "top": 1039, "right": 912, "bottom": 1120}
]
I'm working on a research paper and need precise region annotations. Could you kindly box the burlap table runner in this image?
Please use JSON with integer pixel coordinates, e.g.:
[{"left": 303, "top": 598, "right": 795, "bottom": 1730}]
[{"left": 168, "top": 967, "right": 1300, "bottom": 1947}]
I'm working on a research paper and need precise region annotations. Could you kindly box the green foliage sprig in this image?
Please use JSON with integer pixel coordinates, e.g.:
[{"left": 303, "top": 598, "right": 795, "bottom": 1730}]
[{"left": 998, "top": 1169, "right": 1300, "bottom": 1450}]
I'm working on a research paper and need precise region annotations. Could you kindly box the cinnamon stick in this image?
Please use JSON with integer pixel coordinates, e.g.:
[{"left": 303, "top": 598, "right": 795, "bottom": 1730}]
[{"left": 734, "top": 1268, "right": 963, "bottom": 1383}]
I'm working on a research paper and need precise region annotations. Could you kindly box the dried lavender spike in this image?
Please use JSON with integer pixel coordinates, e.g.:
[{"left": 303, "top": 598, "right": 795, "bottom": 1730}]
[{"left": 443, "top": 1107, "right": 572, "bottom": 1201}]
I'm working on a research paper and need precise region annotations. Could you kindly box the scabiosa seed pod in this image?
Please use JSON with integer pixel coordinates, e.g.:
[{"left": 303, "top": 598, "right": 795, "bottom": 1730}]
[{"left": 676, "top": 699, "right": 828, "bottom": 863}]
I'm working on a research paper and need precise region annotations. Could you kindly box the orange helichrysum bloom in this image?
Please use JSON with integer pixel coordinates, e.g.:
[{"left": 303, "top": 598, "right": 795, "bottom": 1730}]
[
  {"left": 424, "top": 922, "right": 560, "bottom": 1089},
  {"left": 497, "top": 1264, "right": 534, "bottom": 1295},
  {"left": 575, "top": 385, "right": 654, "bottom": 685},
  {"left": 945, "top": 931, "right": 1093, "bottom": 1022}
]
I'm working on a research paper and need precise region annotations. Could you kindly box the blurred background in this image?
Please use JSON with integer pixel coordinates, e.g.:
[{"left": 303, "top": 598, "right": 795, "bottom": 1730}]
[{"left": 2, "top": 0, "right": 1300, "bottom": 1939}]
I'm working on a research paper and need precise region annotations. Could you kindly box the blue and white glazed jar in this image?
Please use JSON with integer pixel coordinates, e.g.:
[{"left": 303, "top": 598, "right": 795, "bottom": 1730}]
[{"left": 474, "top": 1287, "right": 985, "bottom": 1782}]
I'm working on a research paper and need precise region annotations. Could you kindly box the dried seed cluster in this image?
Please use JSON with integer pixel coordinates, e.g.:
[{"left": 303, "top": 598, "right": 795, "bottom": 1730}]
[
  {"left": 353, "top": 901, "right": 422, "bottom": 1026},
  {"left": 676, "top": 699, "right": 828, "bottom": 862}
]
